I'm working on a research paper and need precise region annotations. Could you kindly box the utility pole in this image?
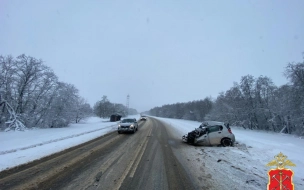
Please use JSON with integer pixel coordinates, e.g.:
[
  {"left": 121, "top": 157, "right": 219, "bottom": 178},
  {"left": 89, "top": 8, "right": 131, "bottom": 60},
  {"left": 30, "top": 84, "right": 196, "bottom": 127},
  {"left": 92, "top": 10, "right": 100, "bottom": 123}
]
[{"left": 126, "top": 94, "right": 130, "bottom": 116}]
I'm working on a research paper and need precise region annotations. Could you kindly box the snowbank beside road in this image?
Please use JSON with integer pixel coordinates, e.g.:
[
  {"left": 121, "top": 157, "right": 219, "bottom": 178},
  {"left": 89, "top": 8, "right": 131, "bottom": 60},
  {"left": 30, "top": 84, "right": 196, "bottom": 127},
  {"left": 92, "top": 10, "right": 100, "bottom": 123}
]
[
  {"left": 156, "top": 117, "right": 304, "bottom": 189},
  {"left": 0, "top": 115, "right": 140, "bottom": 172}
]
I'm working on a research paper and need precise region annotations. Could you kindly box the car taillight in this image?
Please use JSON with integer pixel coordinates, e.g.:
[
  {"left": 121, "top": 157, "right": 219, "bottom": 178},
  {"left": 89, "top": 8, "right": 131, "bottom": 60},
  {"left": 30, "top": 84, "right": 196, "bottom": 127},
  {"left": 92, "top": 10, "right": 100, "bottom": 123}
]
[{"left": 228, "top": 128, "right": 232, "bottom": 134}]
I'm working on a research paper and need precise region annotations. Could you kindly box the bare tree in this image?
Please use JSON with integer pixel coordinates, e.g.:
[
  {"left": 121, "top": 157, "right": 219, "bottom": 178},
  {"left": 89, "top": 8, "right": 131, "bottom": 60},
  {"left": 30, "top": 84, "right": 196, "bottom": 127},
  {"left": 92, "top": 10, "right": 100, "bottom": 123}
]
[
  {"left": 0, "top": 93, "right": 26, "bottom": 131},
  {"left": 1, "top": 54, "right": 92, "bottom": 130},
  {"left": 283, "top": 56, "right": 304, "bottom": 134},
  {"left": 75, "top": 98, "right": 92, "bottom": 123}
]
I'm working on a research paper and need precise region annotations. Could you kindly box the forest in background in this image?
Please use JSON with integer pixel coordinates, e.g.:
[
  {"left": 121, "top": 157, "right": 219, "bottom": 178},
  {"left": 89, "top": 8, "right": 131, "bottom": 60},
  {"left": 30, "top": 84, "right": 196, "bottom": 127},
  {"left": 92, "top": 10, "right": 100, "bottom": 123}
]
[
  {"left": 93, "top": 95, "right": 137, "bottom": 118},
  {"left": 149, "top": 54, "right": 304, "bottom": 135}
]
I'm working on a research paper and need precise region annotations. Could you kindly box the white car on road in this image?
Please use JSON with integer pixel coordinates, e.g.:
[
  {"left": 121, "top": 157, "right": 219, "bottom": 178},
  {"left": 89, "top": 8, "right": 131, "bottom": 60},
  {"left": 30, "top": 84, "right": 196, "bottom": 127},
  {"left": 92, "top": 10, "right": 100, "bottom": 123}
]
[{"left": 118, "top": 118, "right": 138, "bottom": 134}]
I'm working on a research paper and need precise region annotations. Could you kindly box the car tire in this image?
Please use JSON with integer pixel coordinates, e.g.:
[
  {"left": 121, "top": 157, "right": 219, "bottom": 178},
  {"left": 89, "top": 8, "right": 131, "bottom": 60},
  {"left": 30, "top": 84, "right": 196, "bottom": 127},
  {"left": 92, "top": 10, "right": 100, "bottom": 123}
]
[
  {"left": 221, "top": 138, "right": 232, "bottom": 147},
  {"left": 118, "top": 131, "right": 121, "bottom": 134}
]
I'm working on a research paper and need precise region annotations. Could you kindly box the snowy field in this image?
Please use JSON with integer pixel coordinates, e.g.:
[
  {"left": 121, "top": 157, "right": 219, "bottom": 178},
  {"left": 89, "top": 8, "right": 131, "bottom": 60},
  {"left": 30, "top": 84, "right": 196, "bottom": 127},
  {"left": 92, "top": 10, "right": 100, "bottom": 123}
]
[
  {"left": 0, "top": 115, "right": 140, "bottom": 172},
  {"left": 156, "top": 117, "right": 304, "bottom": 189}
]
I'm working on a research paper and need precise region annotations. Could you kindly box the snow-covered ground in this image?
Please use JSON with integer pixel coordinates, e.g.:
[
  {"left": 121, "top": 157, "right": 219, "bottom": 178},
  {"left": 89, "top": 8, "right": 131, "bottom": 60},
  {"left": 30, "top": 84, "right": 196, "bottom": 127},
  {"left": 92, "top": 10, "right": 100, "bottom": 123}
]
[
  {"left": 156, "top": 117, "right": 304, "bottom": 189},
  {"left": 1, "top": 115, "right": 303, "bottom": 188},
  {"left": 0, "top": 115, "right": 140, "bottom": 172}
]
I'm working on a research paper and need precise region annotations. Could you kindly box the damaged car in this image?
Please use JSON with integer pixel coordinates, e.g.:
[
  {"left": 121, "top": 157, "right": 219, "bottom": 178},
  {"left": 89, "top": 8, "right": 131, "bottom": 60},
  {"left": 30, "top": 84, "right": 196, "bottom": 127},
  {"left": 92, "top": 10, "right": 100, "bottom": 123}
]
[{"left": 182, "top": 121, "right": 235, "bottom": 146}]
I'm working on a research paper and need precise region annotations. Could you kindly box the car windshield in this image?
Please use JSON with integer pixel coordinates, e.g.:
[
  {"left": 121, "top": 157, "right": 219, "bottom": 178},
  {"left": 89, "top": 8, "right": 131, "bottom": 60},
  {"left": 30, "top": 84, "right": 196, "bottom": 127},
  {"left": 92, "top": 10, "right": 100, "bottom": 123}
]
[{"left": 121, "top": 119, "right": 134, "bottom": 123}]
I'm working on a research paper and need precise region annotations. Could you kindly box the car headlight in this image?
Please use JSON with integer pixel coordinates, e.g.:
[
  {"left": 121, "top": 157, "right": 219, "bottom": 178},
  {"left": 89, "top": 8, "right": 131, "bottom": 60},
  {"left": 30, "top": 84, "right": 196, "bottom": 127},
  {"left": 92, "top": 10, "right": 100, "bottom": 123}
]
[
  {"left": 118, "top": 125, "right": 121, "bottom": 128},
  {"left": 130, "top": 124, "right": 134, "bottom": 128}
]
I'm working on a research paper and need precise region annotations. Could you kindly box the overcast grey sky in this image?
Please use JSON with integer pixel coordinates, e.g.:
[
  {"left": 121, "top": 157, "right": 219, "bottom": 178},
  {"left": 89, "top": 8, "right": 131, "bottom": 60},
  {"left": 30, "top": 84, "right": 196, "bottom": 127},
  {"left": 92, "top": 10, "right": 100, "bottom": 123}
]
[{"left": 1, "top": 0, "right": 304, "bottom": 112}]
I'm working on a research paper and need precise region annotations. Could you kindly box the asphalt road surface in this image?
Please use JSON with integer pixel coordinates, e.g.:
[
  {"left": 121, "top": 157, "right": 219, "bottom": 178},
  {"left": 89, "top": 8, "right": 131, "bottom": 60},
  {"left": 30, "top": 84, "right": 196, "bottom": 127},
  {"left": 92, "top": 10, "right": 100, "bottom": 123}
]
[{"left": 0, "top": 118, "right": 207, "bottom": 190}]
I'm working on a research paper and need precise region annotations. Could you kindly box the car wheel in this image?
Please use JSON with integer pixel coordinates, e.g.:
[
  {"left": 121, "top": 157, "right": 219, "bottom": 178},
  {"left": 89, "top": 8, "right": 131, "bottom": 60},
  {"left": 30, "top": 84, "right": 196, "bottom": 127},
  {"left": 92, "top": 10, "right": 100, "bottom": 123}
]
[
  {"left": 118, "top": 131, "right": 121, "bottom": 134},
  {"left": 221, "top": 138, "right": 232, "bottom": 147}
]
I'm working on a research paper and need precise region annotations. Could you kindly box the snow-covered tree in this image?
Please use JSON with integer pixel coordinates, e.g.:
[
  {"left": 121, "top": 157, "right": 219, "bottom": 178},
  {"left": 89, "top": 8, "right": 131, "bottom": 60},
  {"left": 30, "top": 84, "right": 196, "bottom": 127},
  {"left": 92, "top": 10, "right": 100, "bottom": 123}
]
[
  {"left": 0, "top": 93, "right": 26, "bottom": 131},
  {"left": 0, "top": 54, "right": 92, "bottom": 130},
  {"left": 93, "top": 96, "right": 135, "bottom": 118},
  {"left": 75, "top": 98, "right": 93, "bottom": 123},
  {"left": 283, "top": 56, "right": 304, "bottom": 134}
]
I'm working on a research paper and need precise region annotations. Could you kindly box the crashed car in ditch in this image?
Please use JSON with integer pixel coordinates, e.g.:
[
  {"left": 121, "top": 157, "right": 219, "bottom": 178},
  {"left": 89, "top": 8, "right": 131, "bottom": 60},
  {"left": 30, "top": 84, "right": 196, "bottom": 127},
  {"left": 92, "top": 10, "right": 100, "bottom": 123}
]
[{"left": 182, "top": 121, "right": 235, "bottom": 146}]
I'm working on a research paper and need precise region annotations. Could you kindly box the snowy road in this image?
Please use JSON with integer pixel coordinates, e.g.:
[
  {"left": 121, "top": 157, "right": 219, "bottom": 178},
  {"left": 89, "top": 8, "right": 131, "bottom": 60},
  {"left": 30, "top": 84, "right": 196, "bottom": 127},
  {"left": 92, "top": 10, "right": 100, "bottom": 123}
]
[{"left": 0, "top": 118, "right": 195, "bottom": 190}]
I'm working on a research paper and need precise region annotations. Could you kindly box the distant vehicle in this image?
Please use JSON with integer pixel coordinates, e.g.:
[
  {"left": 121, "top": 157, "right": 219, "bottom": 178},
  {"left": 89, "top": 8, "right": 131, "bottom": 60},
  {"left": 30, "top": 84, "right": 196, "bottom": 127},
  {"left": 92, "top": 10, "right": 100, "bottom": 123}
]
[
  {"left": 140, "top": 116, "right": 147, "bottom": 121},
  {"left": 118, "top": 118, "right": 138, "bottom": 134},
  {"left": 110, "top": 114, "right": 122, "bottom": 122},
  {"left": 182, "top": 121, "right": 235, "bottom": 146}
]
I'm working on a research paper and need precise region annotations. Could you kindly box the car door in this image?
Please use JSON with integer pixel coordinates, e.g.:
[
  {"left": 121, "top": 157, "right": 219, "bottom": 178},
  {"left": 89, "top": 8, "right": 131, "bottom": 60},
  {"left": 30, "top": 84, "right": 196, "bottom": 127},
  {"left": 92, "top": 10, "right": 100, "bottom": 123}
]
[
  {"left": 207, "top": 125, "right": 223, "bottom": 145},
  {"left": 196, "top": 133, "right": 209, "bottom": 145}
]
